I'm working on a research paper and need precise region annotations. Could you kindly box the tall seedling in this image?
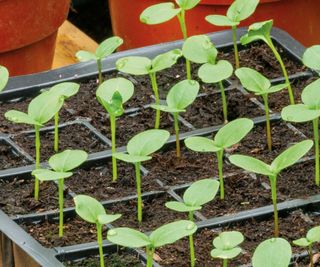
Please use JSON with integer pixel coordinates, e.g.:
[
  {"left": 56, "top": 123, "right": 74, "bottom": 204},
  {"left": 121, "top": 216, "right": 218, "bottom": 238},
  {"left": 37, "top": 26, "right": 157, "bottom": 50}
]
[
  {"left": 229, "top": 140, "right": 313, "bottom": 237},
  {"left": 182, "top": 35, "right": 233, "bottom": 122},
  {"left": 151, "top": 79, "right": 199, "bottom": 157},
  {"left": 96, "top": 77, "right": 134, "bottom": 181},
  {"left": 185, "top": 118, "right": 253, "bottom": 199},
  {"left": 241, "top": 20, "right": 295, "bottom": 104},
  {"left": 76, "top": 36, "right": 123, "bottom": 84},
  {"left": 140, "top": 0, "right": 201, "bottom": 79},
  {"left": 116, "top": 49, "right": 182, "bottom": 128},
  {"left": 113, "top": 130, "right": 170, "bottom": 222},
  {"left": 32, "top": 149, "right": 88, "bottom": 237},
  {"left": 235, "top": 67, "right": 288, "bottom": 151},
  {"left": 0, "top": 65, "right": 9, "bottom": 92},
  {"left": 206, "top": 0, "right": 259, "bottom": 69}
]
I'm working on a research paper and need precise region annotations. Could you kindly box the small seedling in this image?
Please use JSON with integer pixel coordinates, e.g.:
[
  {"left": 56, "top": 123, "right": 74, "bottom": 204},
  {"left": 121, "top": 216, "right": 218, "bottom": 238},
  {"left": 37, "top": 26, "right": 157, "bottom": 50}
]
[
  {"left": 140, "top": 0, "right": 200, "bottom": 79},
  {"left": 182, "top": 35, "right": 233, "bottom": 122},
  {"left": 185, "top": 118, "right": 253, "bottom": 200},
  {"left": 96, "top": 77, "right": 134, "bottom": 181},
  {"left": 76, "top": 36, "right": 123, "bottom": 84},
  {"left": 116, "top": 49, "right": 182, "bottom": 128},
  {"left": 166, "top": 179, "right": 219, "bottom": 267},
  {"left": 32, "top": 149, "right": 88, "bottom": 237},
  {"left": 282, "top": 79, "right": 320, "bottom": 186},
  {"left": 107, "top": 220, "right": 197, "bottom": 267},
  {"left": 5, "top": 91, "right": 64, "bottom": 200},
  {"left": 293, "top": 226, "right": 320, "bottom": 267},
  {"left": 211, "top": 231, "right": 244, "bottom": 267},
  {"left": 206, "top": 0, "right": 259, "bottom": 69},
  {"left": 252, "top": 238, "right": 292, "bottom": 267},
  {"left": 151, "top": 79, "right": 199, "bottom": 157},
  {"left": 235, "top": 67, "right": 288, "bottom": 151},
  {"left": 241, "top": 20, "right": 295, "bottom": 105},
  {"left": 75, "top": 195, "right": 121, "bottom": 267},
  {"left": 229, "top": 140, "right": 313, "bottom": 237},
  {"left": 0, "top": 65, "right": 9, "bottom": 92},
  {"left": 302, "top": 45, "right": 320, "bottom": 73},
  {"left": 113, "top": 129, "right": 170, "bottom": 222}
]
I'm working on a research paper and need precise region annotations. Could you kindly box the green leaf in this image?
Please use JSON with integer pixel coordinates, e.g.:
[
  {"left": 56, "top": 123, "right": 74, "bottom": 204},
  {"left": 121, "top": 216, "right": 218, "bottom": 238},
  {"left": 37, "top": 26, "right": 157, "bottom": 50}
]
[
  {"left": 271, "top": 140, "right": 313, "bottom": 173},
  {"left": 116, "top": 56, "right": 151, "bottom": 75},
  {"left": 76, "top": 51, "right": 97, "bottom": 62},
  {"left": 107, "top": 227, "right": 150, "bottom": 248},
  {"left": 301, "top": 79, "right": 320, "bottom": 108},
  {"left": 227, "top": 0, "right": 259, "bottom": 22},
  {"left": 150, "top": 104, "right": 184, "bottom": 113},
  {"left": 151, "top": 49, "right": 182, "bottom": 73},
  {"left": 252, "top": 238, "right": 292, "bottom": 267},
  {"left": 182, "top": 35, "right": 218, "bottom": 64},
  {"left": 240, "top": 20, "right": 273, "bottom": 45},
  {"left": 211, "top": 247, "right": 242, "bottom": 259},
  {"left": 281, "top": 104, "right": 320, "bottom": 122},
  {"left": 266, "top": 83, "right": 289, "bottom": 94},
  {"left": 229, "top": 155, "right": 273, "bottom": 176},
  {"left": 184, "top": 136, "right": 221, "bottom": 152},
  {"left": 48, "top": 149, "right": 88, "bottom": 172},
  {"left": 175, "top": 0, "right": 200, "bottom": 10},
  {"left": 32, "top": 169, "right": 72, "bottom": 181},
  {"left": 74, "top": 195, "right": 106, "bottom": 224},
  {"left": 97, "top": 91, "right": 124, "bottom": 117},
  {"left": 165, "top": 201, "right": 201, "bottom": 212},
  {"left": 4, "top": 110, "right": 41, "bottom": 126},
  {"left": 96, "top": 36, "right": 123, "bottom": 59},
  {"left": 307, "top": 226, "right": 320, "bottom": 243},
  {"left": 293, "top": 237, "right": 311, "bottom": 247},
  {"left": 0, "top": 66, "right": 9, "bottom": 92},
  {"left": 303, "top": 45, "right": 320, "bottom": 71},
  {"left": 140, "top": 3, "right": 181, "bottom": 25},
  {"left": 183, "top": 179, "right": 220, "bottom": 207},
  {"left": 213, "top": 231, "right": 244, "bottom": 250},
  {"left": 97, "top": 214, "right": 121, "bottom": 225},
  {"left": 49, "top": 82, "right": 80, "bottom": 99},
  {"left": 198, "top": 60, "right": 233, "bottom": 83},
  {"left": 127, "top": 129, "right": 170, "bottom": 156},
  {"left": 214, "top": 118, "right": 253, "bottom": 148},
  {"left": 113, "top": 152, "right": 152, "bottom": 163},
  {"left": 150, "top": 220, "right": 197, "bottom": 248},
  {"left": 205, "top": 15, "right": 239, "bottom": 27}
]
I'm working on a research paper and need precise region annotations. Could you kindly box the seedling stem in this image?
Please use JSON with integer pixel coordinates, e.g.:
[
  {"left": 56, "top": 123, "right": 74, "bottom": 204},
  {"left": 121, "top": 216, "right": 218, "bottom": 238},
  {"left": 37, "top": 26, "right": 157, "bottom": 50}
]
[
  {"left": 188, "top": 211, "right": 196, "bottom": 267},
  {"left": 223, "top": 259, "right": 228, "bottom": 267},
  {"left": 217, "top": 150, "right": 225, "bottom": 200},
  {"left": 146, "top": 246, "right": 155, "bottom": 267},
  {"left": 219, "top": 81, "right": 228, "bottom": 123},
  {"left": 96, "top": 222, "right": 104, "bottom": 267},
  {"left": 54, "top": 113, "right": 59, "bottom": 152},
  {"left": 58, "top": 179, "right": 64, "bottom": 237},
  {"left": 270, "top": 176, "right": 279, "bottom": 237},
  {"left": 149, "top": 72, "right": 161, "bottom": 129},
  {"left": 262, "top": 95, "right": 272, "bottom": 151},
  {"left": 231, "top": 26, "right": 240, "bottom": 69},
  {"left": 173, "top": 113, "right": 181, "bottom": 157},
  {"left": 313, "top": 118, "right": 320, "bottom": 186},
  {"left": 34, "top": 125, "right": 41, "bottom": 201},
  {"left": 135, "top": 162, "right": 142, "bottom": 223},
  {"left": 97, "top": 59, "right": 103, "bottom": 85},
  {"left": 309, "top": 244, "right": 314, "bottom": 267},
  {"left": 110, "top": 115, "right": 118, "bottom": 181}
]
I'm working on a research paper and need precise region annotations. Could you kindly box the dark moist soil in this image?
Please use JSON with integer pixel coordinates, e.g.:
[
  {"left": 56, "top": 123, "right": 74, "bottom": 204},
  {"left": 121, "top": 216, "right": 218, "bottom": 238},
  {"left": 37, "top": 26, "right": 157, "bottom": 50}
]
[
  {"left": 293, "top": 122, "right": 319, "bottom": 139},
  {"left": 181, "top": 89, "right": 265, "bottom": 129},
  {"left": 0, "top": 140, "right": 31, "bottom": 170},
  {"left": 156, "top": 210, "right": 320, "bottom": 267},
  {"left": 13, "top": 123, "right": 109, "bottom": 161}
]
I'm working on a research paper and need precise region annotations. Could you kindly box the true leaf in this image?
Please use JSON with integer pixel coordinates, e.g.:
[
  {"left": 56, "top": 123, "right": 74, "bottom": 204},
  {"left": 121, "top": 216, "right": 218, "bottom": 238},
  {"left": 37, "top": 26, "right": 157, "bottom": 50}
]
[
  {"left": 0, "top": 66, "right": 9, "bottom": 92},
  {"left": 206, "top": 15, "right": 239, "bottom": 27},
  {"left": 95, "top": 36, "right": 123, "bottom": 59},
  {"left": 229, "top": 155, "right": 273, "bottom": 176},
  {"left": 151, "top": 49, "right": 182, "bottom": 73},
  {"left": 241, "top": 20, "right": 273, "bottom": 45},
  {"left": 227, "top": 0, "right": 259, "bottom": 22},
  {"left": 198, "top": 60, "right": 233, "bottom": 83},
  {"left": 140, "top": 3, "right": 181, "bottom": 25},
  {"left": 116, "top": 56, "right": 151, "bottom": 75},
  {"left": 303, "top": 45, "right": 320, "bottom": 71},
  {"left": 48, "top": 149, "right": 88, "bottom": 172},
  {"left": 107, "top": 228, "right": 150, "bottom": 248}
]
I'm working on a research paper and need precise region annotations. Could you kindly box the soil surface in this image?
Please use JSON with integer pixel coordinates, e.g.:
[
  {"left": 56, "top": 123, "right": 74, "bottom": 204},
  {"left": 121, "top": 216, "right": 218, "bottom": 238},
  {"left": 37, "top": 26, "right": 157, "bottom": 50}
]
[{"left": 0, "top": 140, "right": 31, "bottom": 170}]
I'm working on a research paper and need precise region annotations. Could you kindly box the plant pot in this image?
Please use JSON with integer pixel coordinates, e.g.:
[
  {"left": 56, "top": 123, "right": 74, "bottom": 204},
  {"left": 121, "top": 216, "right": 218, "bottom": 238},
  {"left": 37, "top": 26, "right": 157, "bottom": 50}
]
[
  {"left": 0, "top": 0, "right": 70, "bottom": 76},
  {"left": 108, "top": 0, "right": 320, "bottom": 50}
]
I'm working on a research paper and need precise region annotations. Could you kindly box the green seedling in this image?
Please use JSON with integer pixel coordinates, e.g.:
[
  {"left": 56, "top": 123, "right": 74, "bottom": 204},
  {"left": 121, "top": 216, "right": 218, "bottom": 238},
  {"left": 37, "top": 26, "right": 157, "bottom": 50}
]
[
  {"left": 166, "top": 179, "right": 219, "bottom": 267},
  {"left": 0, "top": 65, "right": 9, "bottom": 92},
  {"left": 116, "top": 49, "right": 182, "bottom": 128},
  {"left": 229, "top": 140, "right": 313, "bottom": 237},
  {"left": 74, "top": 195, "right": 121, "bottom": 267},
  {"left": 303, "top": 45, "right": 320, "bottom": 73},
  {"left": 235, "top": 67, "right": 288, "bottom": 151},
  {"left": 140, "top": 0, "right": 200, "bottom": 79},
  {"left": 32, "top": 149, "right": 88, "bottom": 237},
  {"left": 96, "top": 77, "right": 134, "bottom": 181},
  {"left": 5, "top": 91, "right": 64, "bottom": 200},
  {"left": 113, "top": 130, "right": 170, "bottom": 222},
  {"left": 185, "top": 118, "right": 253, "bottom": 200},
  {"left": 241, "top": 20, "right": 295, "bottom": 105},
  {"left": 206, "top": 0, "right": 259, "bottom": 69},
  {"left": 107, "top": 220, "right": 197, "bottom": 267},
  {"left": 182, "top": 35, "right": 233, "bottom": 122},
  {"left": 252, "top": 238, "right": 292, "bottom": 267},
  {"left": 281, "top": 79, "right": 320, "bottom": 186},
  {"left": 211, "top": 231, "right": 244, "bottom": 267},
  {"left": 293, "top": 226, "right": 320, "bottom": 267},
  {"left": 76, "top": 36, "right": 123, "bottom": 85},
  {"left": 151, "top": 79, "right": 199, "bottom": 157}
]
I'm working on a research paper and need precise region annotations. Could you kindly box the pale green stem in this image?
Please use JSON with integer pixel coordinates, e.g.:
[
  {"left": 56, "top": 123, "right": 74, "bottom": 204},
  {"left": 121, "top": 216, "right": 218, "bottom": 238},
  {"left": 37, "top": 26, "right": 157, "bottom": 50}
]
[
  {"left": 54, "top": 112, "right": 59, "bottom": 153},
  {"left": 231, "top": 26, "right": 240, "bottom": 69},
  {"left": 97, "top": 59, "right": 103, "bottom": 85},
  {"left": 135, "top": 162, "right": 142, "bottom": 223},
  {"left": 58, "top": 178, "right": 64, "bottom": 238},
  {"left": 34, "top": 125, "right": 41, "bottom": 201},
  {"left": 219, "top": 81, "right": 228, "bottom": 123},
  {"left": 110, "top": 115, "right": 117, "bottom": 182},
  {"left": 96, "top": 223, "right": 105, "bottom": 267},
  {"left": 223, "top": 259, "right": 228, "bottom": 267},
  {"left": 149, "top": 72, "right": 160, "bottom": 129},
  {"left": 270, "top": 175, "right": 279, "bottom": 237},
  {"left": 262, "top": 94, "right": 272, "bottom": 151},
  {"left": 217, "top": 150, "right": 224, "bottom": 200},
  {"left": 188, "top": 211, "right": 196, "bottom": 267},
  {"left": 313, "top": 118, "right": 320, "bottom": 186},
  {"left": 309, "top": 244, "right": 314, "bottom": 267},
  {"left": 173, "top": 113, "right": 181, "bottom": 158},
  {"left": 146, "top": 246, "right": 154, "bottom": 267}
]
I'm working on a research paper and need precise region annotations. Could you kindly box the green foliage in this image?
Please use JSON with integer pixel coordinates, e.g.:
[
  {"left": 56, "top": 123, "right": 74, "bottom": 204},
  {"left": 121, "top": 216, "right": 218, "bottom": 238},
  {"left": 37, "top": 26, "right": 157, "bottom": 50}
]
[
  {"left": 211, "top": 231, "right": 244, "bottom": 259},
  {"left": 0, "top": 65, "right": 9, "bottom": 92},
  {"left": 199, "top": 60, "right": 233, "bottom": 84},
  {"left": 241, "top": 20, "right": 273, "bottom": 45},
  {"left": 293, "top": 226, "right": 320, "bottom": 247},
  {"left": 175, "top": 0, "right": 200, "bottom": 10},
  {"left": 303, "top": 45, "right": 320, "bottom": 72},
  {"left": 48, "top": 82, "right": 80, "bottom": 100},
  {"left": 140, "top": 3, "right": 181, "bottom": 25}
]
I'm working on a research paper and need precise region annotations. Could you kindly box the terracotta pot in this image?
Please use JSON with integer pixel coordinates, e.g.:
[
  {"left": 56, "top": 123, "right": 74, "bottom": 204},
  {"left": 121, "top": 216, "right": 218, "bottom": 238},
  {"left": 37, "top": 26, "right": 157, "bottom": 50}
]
[
  {"left": 109, "top": 0, "right": 320, "bottom": 50},
  {"left": 0, "top": 0, "right": 70, "bottom": 76}
]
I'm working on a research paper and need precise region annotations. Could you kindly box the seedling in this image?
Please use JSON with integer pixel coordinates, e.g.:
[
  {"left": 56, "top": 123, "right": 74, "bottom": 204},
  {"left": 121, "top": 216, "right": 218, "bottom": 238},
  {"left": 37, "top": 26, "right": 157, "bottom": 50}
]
[
  {"left": 107, "top": 220, "right": 197, "bottom": 267},
  {"left": 293, "top": 226, "right": 320, "bottom": 267},
  {"left": 252, "top": 238, "right": 292, "bottom": 267},
  {"left": 32, "top": 149, "right": 88, "bottom": 237},
  {"left": 206, "top": 0, "right": 259, "bottom": 69},
  {"left": 113, "top": 130, "right": 170, "bottom": 222},
  {"left": 116, "top": 49, "right": 182, "bottom": 128},
  {"left": 302, "top": 45, "right": 320, "bottom": 73},
  {"left": 185, "top": 118, "right": 253, "bottom": 199},
  {"left": 140, "top": 0, "right": 200, "bottom": 79},
  {"left": 235, "top": 67, "right": 288, "bottom": 151},
  {"left": 0, "top": 65, "right": 9, "bottom": 92},
  {"left": 96, "top": 77, "right": 134, "bottom": 181},
  {"left": 282, "top": 79, "right": 320, "bottom": 186},
  {"left": 211, "top": 231, "right": 244, "bottom": 267},
  {"left": 76, "top": 36, "right": 123, "bottom": 84},
  {"left": 151, "top": 79, "right": 199, "bottom": 157},
  {"left": 241, "top": 20, "right": 295, "bottom": 104},
  {"left": 229, "top": 140, "right": 313, "bottom": 237},
  {"left": 182, "top": 35, "right": 233, "bottom": 122},
  {"left": 74, "top": 195, "right": 121, "bottom": 267},
  {"left": 5, "top": 91, "right": 64, "bottom": 200},
  {"left": 166, "top": 179, "right": 219, "bottom": 267}
]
